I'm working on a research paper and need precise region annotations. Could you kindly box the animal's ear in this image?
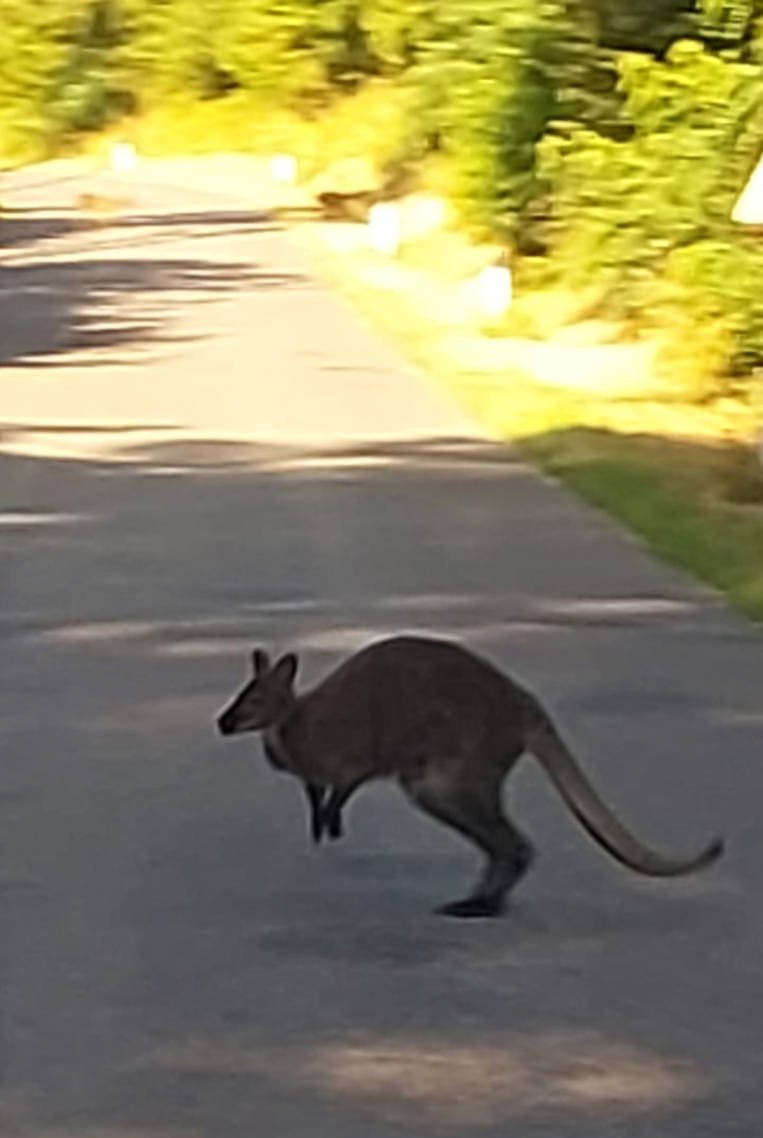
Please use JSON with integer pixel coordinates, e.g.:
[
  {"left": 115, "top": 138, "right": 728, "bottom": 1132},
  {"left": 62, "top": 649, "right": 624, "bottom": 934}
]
[
  {"left": 252, "top": 648, "right": 271, "bottom": 676},
  {"left": 272, "top": 652, "right": 298, "bottom": 687}
]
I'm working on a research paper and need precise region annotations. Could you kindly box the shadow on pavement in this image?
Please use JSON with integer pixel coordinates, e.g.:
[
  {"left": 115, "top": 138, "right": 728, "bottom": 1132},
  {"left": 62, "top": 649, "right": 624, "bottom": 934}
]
[
  {"left": 0, "top": 205, "right": 277, "bottom": 248},
  {"left": 0, "top": 207, "right": 300, "bottom": 367}
]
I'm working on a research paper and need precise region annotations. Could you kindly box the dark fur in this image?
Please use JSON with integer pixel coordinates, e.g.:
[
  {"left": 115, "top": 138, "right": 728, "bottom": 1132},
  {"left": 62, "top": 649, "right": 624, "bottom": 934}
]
[{"left": 217, "top": 636, "right": 723, "bottom": 918}]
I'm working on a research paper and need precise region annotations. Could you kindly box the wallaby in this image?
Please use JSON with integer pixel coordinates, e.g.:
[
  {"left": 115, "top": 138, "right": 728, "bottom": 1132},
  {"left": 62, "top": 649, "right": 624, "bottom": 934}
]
[
  {"left": 75, "top": 192, "right": 132, "bottom": 226},
  {"left": 216, "top": 636, "right": 723, "bottom": 918}
]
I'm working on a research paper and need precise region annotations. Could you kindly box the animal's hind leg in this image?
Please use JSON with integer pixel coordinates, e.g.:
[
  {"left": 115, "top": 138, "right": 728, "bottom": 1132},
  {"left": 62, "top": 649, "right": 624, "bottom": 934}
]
[{"left": 400, "top": 766, "right": 535, "bottom": 918}]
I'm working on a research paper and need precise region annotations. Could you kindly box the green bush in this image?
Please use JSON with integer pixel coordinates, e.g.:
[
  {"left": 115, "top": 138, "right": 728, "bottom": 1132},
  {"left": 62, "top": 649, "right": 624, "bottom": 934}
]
[
  {"left": 115, "top": 0, "right": 376, "bottom": 108},
  {"left": 657, "top": 238, "right": 763, "bottom": 397},
  {"left": 535, "top": 39, "right": 763, "bottom": 393},
  {"left": 0, "top": 0, "right": 130, "bottom": 160},
  {"left": 401, "top": 1, "right": 571, "bottom": 239}
]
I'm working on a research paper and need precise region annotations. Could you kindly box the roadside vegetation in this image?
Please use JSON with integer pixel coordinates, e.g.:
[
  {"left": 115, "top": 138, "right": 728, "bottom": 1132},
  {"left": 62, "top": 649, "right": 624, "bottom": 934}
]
[{"left": 2, "top": 0, "right": 763, "bottom": 616}]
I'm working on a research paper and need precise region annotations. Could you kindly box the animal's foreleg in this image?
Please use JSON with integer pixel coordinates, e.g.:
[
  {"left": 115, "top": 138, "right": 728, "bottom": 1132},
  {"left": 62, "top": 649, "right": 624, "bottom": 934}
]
[
  {"left": 323, "top": 778, "right": 365, "bottom": 840},
  {"left": 304, "top": 782, "right": 327, "bottom": 844}
]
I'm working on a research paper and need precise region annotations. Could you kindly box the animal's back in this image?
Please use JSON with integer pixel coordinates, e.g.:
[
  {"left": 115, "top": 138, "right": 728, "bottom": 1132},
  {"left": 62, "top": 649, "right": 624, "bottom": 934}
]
[
  {"left": 302, "top": 636, "right": 531, "bottom": 767},
  {"left": 320, "top": 634, "right": 512, "bottom": 695}
]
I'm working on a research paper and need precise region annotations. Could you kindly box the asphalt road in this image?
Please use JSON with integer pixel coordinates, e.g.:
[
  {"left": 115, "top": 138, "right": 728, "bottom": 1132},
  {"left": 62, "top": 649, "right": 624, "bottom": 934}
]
[{"left": 1, "top": 160, "right": 762, "bottom": 1137}]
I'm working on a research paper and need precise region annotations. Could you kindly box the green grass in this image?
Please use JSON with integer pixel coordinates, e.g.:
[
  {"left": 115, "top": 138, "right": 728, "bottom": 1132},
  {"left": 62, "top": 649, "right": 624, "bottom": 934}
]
[{"left": 521, "top": 430, "right": 763, "bottom": 619}]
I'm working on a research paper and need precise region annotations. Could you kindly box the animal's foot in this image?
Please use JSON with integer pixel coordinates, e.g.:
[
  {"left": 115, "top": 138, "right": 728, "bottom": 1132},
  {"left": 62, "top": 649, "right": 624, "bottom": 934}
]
[
  {"left": 435, "top": 895, "right": 504, "bottom": 919},
  {"left": 327, "top": 815, "right": 344, "bottom": 840}
]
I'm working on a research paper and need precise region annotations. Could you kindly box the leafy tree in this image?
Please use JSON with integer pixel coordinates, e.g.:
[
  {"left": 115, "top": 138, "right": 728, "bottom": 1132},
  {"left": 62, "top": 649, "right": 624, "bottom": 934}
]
[
  {"left": 114, "top": 0, "right": 235, "bottom": 101},
  {"left": 214, "top": 0, "right": 374, "bottom": 99},
  {"left": 0, "top": 0, "right": 124, "bottom": 155},
  {"left": 537, "top": 38, "right": 763, "bottom": 387}
]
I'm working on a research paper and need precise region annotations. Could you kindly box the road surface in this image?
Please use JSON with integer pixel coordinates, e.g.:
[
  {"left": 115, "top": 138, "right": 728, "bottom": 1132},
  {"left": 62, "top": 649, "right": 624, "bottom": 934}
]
[{"left": 1, "top": 159, "right": 762, "bottom": 1137}]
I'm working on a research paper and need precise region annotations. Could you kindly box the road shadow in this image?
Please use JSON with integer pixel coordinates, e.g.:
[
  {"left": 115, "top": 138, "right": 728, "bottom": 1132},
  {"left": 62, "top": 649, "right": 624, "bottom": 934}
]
[
  {"left": 0, "top": 204, "right": 278, "bottom": 249},
  {"left": 0, "top": 206, "right": 92, "bottom": 247},
  {"left": 0, "top": 206, "right": 301, "bottom": 367}
]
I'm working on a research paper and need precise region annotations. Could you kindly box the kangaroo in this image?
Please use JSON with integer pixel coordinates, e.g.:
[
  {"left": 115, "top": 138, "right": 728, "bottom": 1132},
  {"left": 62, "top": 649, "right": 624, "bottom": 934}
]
[{"left": 216, "top": 636, "right": 723, "bottom": 918}]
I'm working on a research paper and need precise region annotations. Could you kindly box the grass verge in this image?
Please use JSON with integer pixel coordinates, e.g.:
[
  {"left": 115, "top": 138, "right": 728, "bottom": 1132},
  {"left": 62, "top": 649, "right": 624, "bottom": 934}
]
[{"left": 523, "top": 429, "right": 763, "bottom": 620}]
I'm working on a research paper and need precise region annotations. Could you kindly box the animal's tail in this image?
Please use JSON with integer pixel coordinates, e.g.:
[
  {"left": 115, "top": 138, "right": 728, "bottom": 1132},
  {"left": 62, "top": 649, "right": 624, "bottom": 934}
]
[{"left": 525, "top": 709, "right": 723, "bottom": 877}]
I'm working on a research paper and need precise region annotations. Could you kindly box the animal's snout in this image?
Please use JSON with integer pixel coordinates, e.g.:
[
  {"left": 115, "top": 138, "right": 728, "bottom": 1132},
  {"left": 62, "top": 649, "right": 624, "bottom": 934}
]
[{"left": 217, "top": 711, "right": 236, "bottom": 736}]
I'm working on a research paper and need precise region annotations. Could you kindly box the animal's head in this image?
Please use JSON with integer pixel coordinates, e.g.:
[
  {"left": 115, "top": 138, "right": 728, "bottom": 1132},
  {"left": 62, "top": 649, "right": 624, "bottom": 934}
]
[{"left": 217, "top": 649, "right": 298, "bottom": 736}]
